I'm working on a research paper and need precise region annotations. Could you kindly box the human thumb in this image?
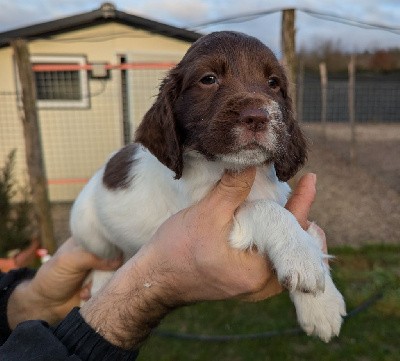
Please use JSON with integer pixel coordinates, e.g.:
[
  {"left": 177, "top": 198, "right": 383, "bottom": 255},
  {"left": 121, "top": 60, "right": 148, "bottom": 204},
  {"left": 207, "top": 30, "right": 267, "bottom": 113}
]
[
  {"left": 285, "top": 173, "right": 316, "bottom": 230},
  {"left": 205, "top": 167, "right": 256, "bottom": 218}
]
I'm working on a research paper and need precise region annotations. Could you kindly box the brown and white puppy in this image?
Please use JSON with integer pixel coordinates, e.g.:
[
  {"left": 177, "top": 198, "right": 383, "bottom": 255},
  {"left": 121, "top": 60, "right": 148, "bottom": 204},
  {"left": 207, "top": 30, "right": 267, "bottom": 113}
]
[{"left": 71, "top": 31, "right": 345, "bottom": 342}]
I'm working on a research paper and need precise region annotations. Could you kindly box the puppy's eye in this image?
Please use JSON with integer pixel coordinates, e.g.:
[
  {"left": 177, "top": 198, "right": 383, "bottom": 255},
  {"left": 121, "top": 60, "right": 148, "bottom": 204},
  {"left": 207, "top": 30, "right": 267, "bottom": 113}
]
[
  {"left": 268, "top": 77, "right": 280, "bottom": 90},
  {"left": 200, "top": 75, "right": 218, "bottom": 85}
]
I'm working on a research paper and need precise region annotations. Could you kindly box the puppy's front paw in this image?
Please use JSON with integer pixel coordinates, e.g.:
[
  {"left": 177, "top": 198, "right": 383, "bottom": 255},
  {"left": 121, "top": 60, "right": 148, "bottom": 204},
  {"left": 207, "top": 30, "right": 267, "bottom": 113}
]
[
  {"left": 276, "top": 234, "right": 326, "bottom": 294},
  {"left": 291, "top": 275, "right": 346, "bottom": 342}
]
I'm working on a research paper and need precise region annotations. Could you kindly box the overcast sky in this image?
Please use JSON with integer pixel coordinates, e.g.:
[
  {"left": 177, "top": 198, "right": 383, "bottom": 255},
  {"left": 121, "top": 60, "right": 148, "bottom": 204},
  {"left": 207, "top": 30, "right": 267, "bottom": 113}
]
[{"left": 0, "top": 0, "right": 399, "bottom": 56}]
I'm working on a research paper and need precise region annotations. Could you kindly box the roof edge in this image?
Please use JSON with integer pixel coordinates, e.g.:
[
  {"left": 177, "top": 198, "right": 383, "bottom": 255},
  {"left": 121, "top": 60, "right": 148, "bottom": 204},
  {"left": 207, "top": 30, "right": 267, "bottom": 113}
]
[{"left": 0, "top": 2, "right": 201, "bottom": 48}]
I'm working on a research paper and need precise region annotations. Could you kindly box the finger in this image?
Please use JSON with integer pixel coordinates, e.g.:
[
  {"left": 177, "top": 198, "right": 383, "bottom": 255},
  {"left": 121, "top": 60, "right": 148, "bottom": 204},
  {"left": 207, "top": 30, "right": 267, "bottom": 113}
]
[
  {"left": 54, "top": 239, "right": 123, "bottom": 274},
  {"left": 73, "top": 252, "right": 123, "bottom": 272},
  {"left": 285, "top": 173, "right": 316, "bottom": 229},
  {"left": 205, "top": 167, "right": 256, "bottom": 217},
  {"left": 80, "top": 286, "right": 92, "bottom": 301},
  {"left": 307, "top": 222, "right": 328, "bottom": 254}
]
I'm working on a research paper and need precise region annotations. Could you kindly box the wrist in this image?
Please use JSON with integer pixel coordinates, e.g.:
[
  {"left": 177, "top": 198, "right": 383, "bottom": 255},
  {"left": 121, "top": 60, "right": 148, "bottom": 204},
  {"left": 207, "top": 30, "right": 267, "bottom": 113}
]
[
  {"left": 8, "top": 280, "right": 42, "bottom": 329},
  {"left": 53, "top": 308, "right": 140, "bottom": 360},
  {"left": 80, "top": 245, "right": 181, "bottom": 349}
]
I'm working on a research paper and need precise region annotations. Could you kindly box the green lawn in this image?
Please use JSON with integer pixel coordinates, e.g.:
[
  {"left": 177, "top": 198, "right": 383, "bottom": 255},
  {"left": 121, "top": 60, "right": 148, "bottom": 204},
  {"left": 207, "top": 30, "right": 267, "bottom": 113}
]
[{"left": 137, "top": 245, "right": 400, "bottom": 361}]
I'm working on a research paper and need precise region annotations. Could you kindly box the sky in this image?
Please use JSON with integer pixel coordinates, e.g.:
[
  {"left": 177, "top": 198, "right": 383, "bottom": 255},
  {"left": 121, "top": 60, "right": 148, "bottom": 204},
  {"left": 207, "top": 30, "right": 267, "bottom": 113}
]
[{"left": 0, "top": 0, "right": 399, "bottom": 56}]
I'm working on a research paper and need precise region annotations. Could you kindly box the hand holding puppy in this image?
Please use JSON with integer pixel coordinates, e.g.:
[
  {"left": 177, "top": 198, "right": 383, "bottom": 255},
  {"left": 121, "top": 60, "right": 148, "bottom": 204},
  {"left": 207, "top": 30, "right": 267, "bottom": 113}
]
[{"left": 81, "top": 169, "right": 322, "bottom": 349}]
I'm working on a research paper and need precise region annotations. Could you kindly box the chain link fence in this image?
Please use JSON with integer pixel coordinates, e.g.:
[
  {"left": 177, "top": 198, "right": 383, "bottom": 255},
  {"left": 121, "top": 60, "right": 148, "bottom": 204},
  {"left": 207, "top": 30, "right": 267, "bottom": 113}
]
[
  {"left": 0, "top": 62, "right": 173, "bottom": 202},
  {"left": 299, "top": 71, "right": 400, "bottom": 123}
]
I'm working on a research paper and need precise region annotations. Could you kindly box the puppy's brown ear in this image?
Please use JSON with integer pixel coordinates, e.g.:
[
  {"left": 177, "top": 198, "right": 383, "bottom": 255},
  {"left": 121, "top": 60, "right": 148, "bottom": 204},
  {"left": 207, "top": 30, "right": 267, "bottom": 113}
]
[
  {"left": 274, "top": 103, "right": 308, "bottom": 182},
  {"left": 135, "top": 73, "right": 183, "bottom": 179}
]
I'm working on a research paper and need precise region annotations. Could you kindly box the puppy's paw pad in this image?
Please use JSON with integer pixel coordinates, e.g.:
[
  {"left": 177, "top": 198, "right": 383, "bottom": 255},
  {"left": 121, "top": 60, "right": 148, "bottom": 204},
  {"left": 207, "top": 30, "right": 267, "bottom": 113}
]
[{"left": 292, "top": 281, "right": 346, "bottom": 342}]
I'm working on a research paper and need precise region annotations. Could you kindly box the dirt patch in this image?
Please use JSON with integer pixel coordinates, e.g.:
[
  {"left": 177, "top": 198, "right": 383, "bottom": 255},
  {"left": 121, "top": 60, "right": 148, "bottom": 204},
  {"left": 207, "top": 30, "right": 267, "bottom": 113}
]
[
  {"left": 296, "top": 123, "right": 400, "bottom": 246},
  {"left": 303, "top": 123, "right": 400, "bottom": 193}
]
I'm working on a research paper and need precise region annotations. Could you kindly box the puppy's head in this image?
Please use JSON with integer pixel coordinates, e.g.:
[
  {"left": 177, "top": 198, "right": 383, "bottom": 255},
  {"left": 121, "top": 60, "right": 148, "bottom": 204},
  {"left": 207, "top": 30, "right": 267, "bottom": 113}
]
[{"left": 135, "top": 31, "right": 307, "bottom": 181}]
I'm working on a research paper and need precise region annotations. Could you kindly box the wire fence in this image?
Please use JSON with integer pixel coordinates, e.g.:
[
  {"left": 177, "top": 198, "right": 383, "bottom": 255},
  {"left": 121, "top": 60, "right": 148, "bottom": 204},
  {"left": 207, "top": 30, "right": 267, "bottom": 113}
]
[
  {"left": 299, "top": 72, "right": 400, "bottom": 123},
  {"left": 1, "top": 59, "right": 400, "bottom": 203},
  {"left": 1, "top": 62, "right": 173, "bottom": 202}
]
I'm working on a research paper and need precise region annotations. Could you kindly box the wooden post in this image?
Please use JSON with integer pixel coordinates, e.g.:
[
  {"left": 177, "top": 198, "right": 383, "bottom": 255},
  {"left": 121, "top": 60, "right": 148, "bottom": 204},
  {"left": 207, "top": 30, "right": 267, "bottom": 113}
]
[
  {"left": 348, "top": 54, "right": 356, "bottom": 164},
  {"left": 281, "top": 9, "right": 297, "bottom": 114},
  {"left": 12, "top": 39, "right": 56, "bottom": 254},
  {"left": 297, "top": 58, "right": 304, "bottom": 123},
  {"left": 319, "top": 62, "right": 328, "bottom": 139}
]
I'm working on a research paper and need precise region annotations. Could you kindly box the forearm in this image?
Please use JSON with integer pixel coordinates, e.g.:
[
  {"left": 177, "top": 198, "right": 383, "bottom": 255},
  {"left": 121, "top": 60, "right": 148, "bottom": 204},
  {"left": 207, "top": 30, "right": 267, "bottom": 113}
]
[{"left": 80, "top": 244, "right": 179, "bottom": 349}]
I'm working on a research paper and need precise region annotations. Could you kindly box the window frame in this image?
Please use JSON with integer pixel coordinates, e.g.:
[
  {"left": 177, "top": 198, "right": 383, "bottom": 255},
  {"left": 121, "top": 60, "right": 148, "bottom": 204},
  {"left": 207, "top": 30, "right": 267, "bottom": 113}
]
[{"left": 29, "top": 55, "right": 90, "bottom": 109}]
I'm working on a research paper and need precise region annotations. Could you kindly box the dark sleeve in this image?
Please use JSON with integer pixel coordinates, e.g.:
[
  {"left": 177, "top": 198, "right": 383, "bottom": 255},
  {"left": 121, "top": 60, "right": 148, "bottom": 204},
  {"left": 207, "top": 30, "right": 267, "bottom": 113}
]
[
  {"left": 0, "top": 268, "right": 36, "bottom": 344},
  {"left": 0, "top": 308, "right": 139, "bottom": 361}
]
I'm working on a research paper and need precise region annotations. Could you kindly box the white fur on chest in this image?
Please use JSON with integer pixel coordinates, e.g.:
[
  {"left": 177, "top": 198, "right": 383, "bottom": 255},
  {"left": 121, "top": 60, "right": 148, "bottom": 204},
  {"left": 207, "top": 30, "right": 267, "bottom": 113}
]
[{"left": 70, "top": 146, "right": 289, "bottom": 259}]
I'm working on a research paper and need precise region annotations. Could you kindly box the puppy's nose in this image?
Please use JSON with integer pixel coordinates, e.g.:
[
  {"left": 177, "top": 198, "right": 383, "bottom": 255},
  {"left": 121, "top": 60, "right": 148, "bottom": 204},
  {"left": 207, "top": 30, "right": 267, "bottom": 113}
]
[{"left": 240, "top": 109, "right": 269, "bottom": 132}]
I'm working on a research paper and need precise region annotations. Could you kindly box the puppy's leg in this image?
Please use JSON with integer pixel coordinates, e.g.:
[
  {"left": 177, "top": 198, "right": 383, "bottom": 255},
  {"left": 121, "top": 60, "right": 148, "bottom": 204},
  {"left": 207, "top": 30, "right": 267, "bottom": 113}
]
[
  {"left": 91, "top": 270, "right": 116, "bottom": 296},
  {"left": 230, "top": 200, "right": 326, "bottom": 294},
  {"left": 71, "top": 203, "right": 121, "bottom": 260},
  {"left": 230, "top": 204, "right": 346, "bottom": 342},
  {"left": 80, "top": 270, "right": 115, "bottom": 306},
  {"left": 290, "top": 223, "right": 346, "bottom": 342}
]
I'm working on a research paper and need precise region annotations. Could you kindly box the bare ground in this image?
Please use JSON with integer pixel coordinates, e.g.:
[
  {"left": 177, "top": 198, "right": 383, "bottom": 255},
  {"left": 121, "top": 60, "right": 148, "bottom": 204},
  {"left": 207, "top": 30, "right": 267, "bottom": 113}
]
[
  {"left": 52, "top": 123, "right": 400, "bottom": 247},
  {"left": 296, "top": 123, "right": 400, "bottom": 246}
]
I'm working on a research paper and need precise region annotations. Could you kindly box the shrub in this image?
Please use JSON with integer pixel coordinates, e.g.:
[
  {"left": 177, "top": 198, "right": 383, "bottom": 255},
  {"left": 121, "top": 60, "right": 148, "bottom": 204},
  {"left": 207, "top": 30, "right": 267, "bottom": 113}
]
[{"left": 0, "top": 150, "right": 33, "bottom": 257}]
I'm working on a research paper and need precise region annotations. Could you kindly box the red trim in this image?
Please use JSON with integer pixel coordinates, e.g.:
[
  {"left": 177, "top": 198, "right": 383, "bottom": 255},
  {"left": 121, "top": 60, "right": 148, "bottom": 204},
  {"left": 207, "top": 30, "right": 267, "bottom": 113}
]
[
  {"left": 48, "top": 178, "right": 89, "bottom": 185},
  {"left": 32, "top": 62, "right": 176, "bottom": 72}
]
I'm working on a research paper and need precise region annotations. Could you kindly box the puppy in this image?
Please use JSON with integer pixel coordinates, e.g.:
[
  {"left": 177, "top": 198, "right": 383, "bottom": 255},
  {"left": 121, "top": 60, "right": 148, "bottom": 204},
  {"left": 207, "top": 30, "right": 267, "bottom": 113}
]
[{"left": 71, "top": 31, "right": 346, "bottom": 342}]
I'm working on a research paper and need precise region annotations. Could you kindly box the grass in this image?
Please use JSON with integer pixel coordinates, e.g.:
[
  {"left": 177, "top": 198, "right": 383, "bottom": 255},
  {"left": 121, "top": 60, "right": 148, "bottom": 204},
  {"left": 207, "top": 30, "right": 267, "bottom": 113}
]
[{"left": 137, "top": 245, "right": 400, "bottom": 361}]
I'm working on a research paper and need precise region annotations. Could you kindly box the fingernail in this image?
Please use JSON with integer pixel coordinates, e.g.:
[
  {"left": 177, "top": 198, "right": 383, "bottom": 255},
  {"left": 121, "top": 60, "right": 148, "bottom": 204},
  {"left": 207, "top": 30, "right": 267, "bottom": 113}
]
[
  {"left": 309, "top": 173, "right": 317, "bottom": 185},
  {"left": 80, "top": 288, "right": 91, "bottom": 301}
]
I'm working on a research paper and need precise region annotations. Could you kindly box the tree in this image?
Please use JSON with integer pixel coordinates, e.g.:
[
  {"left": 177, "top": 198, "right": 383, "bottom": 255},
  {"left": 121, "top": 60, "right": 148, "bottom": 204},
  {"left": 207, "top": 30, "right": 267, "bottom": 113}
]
[{"left": 370, "top": 50, "right": 396, "bottom": 72}]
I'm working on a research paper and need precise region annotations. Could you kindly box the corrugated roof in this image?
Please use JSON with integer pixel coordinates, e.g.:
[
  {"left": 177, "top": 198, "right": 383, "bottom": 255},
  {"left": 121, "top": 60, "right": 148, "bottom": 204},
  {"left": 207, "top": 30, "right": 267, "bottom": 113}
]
[{"left": 0, "top": 2, "right": 202, "bottom": 48}]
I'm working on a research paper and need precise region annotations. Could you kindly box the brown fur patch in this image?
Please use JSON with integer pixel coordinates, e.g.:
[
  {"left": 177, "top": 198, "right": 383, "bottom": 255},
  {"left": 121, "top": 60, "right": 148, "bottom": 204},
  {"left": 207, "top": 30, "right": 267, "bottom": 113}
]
[{"left": 103, "top": 144, "right": 138, "bottom": 189}]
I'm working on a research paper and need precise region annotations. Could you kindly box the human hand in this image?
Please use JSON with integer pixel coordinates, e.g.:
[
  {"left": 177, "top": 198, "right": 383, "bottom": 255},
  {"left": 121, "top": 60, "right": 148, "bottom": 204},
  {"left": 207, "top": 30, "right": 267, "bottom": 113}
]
[
  {"left": 141, "top": 167, "right": 281, "bottom": 303},
  {"left": 161, "top": 171, "right": 325, "bottom": 303},
  {"left": 7, "top": 237, "right": 122, "bottom": 329}
]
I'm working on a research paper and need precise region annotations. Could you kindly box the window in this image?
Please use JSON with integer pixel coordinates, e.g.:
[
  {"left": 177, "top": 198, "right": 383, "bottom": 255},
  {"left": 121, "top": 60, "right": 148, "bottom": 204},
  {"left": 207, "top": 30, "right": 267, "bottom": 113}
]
[{"left": 30, "top": 55, "right": 89, "bottom": 108}]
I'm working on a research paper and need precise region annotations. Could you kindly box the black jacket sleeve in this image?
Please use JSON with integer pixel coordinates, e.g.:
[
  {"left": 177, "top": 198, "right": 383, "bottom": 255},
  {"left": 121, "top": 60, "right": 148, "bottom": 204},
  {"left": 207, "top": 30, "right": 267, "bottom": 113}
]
[
  {"left": 0, "top": 308, "right": 139, "bottom": 361},
  {"left": 0, "top": 270, "right": 139, "bottom": 360},
  {"left": 0, "top": 268, "right": 36, "bottom": 343}
]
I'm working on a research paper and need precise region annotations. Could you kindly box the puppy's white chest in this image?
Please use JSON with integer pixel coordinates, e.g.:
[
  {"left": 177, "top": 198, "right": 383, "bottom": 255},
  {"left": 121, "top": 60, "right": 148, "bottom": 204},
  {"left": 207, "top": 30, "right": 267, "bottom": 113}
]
[{"left": 247, "top": 168, "right": 290, "bottom": 206}]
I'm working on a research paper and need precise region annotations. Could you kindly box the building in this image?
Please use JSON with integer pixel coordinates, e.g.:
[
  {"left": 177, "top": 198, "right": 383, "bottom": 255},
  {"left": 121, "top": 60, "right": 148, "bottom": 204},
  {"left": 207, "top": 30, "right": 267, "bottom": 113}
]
[{"left": 0, "top": 3, "right": 201, "bottom": 201}]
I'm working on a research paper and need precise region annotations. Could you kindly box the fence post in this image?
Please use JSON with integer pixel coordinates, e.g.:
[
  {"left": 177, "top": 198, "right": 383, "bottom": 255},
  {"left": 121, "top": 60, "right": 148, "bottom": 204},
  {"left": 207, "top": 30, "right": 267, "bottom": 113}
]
[
  {"left": 281, "top": 8, "right": 297, "bottom": 114},
  {"left": 12, "top": 39, "right": 56, "bottom": 254},
  {"left": 348, "top": 54, "right": 356, "bottom": 165},
  {"left": 319, "top": 62, "right": 328, "bottom": 139},
  {"left": 297, "top": 59, "right": 304, "bottom": 123}
]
